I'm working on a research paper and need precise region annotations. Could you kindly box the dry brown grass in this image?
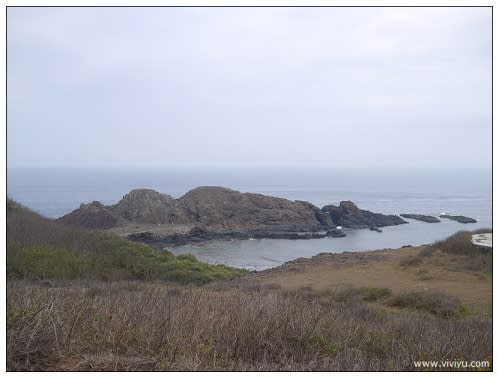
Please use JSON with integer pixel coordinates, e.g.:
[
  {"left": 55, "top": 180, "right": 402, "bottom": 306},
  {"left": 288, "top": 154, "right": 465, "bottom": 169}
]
[
  {"left": 241, "top": 246, "right": 492, "bottom": 316},
  {"left": 7, "top": 280, "right": 492, "bottom": 372}
]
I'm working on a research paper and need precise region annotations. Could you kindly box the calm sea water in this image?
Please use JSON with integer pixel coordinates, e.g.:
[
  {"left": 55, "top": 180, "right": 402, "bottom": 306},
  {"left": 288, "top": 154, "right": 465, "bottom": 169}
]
[{"left": 7, "top": 167, "right": 492, "bottom": 270}]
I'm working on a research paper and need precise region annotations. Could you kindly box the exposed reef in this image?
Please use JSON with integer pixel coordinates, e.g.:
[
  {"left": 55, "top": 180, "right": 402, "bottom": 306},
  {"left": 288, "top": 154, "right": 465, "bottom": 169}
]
[
  {"left": 400, "top": 214, "right": 441, "bottom": 223},
  {"left": 440, "top": 214, "right": 477, "bottom": 224}
]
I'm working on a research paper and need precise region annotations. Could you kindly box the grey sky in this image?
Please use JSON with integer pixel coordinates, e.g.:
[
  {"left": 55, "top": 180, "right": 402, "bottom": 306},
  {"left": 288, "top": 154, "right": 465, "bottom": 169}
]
[{"left": 7, "top": 7, "right": 492, "bottom": 169}]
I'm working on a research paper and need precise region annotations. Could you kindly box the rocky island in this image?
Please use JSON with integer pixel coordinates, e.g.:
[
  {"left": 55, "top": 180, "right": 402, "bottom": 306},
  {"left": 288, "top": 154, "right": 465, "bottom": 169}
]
[
  {"left": 57, "top": 186, "right": 408, "bottom": 245},
  {"left": 440, "top": 214, "right": 477, "bottom": 224},
  {"left": 400, "top": 214, "right": 441, "bottom": 223}
]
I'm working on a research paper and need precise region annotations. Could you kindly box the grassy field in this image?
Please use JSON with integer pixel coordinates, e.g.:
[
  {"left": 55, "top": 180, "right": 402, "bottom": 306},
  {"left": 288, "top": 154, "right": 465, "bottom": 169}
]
[
  {"left": 238, "top": 242, "right": 492, "bottom": 317},
  {"left": 6, "top": 200, "right": 493, "bottom": 371}
]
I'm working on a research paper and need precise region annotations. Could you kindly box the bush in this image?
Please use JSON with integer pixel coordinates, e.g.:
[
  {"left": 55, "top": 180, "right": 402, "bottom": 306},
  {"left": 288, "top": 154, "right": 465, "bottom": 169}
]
[
  {"left": 386, "top": 290, "right": 466, "bottom": 318},
  {"left": 433, "top": 231, "right": 483, "bottom": 256},
  {"left": 430, "top": 230, "right": 493, "bottom": 273},
  {"left": 331, "top": 286, "right": 392, "bottom": 302}
]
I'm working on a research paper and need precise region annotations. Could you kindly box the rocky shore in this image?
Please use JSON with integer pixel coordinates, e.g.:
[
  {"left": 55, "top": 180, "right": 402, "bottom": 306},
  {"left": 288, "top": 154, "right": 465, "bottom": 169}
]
[{"left": 127, "top": 226, "right": 348, "bottom": 247}]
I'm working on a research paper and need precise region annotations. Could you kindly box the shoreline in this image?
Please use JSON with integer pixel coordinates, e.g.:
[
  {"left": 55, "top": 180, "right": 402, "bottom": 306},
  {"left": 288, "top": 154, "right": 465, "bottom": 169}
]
[
  {"left": 126, "top": 227, "right": 352, "bottom": 247},
  {"left": 166, "top": 223, "right": 492, "bottom": 272}
]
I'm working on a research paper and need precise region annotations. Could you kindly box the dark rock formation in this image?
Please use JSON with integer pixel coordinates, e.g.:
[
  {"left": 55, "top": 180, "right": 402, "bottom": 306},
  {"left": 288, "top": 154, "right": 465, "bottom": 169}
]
[
  {"left": 128, "top": 227, "right": 348, "bottom": 247},
  {"left": 295, "top": 200, "right": 335, "bottom": 228},
  {"left": 127, "top": 231, "right": 161, "bottom": 243},
  {"left": 439, "top": 214, "right": 477, "bottom": 224},
  {"left": 326, "top": 229, "right": 346, "bottom": 237},
  {"left": 322, "top": 201, "right": 407, "bottom": 228},
  {"left": 177, "top": 187, "right": 323, "bottom": 232},
  {"left": 58, "top": 187, "right": 408, "bottom": 242},
  {"left": 400, "top": 214, "right": 441, "bottom": 223},
  {"left": 57, "top": 201, "right": 123, "bottom": 229},
  {"left": 58, "top": 186, "right": 325, "bottom": 233},
  {"left": 111, "top": 189, "right": 188, "bottom": 224}
]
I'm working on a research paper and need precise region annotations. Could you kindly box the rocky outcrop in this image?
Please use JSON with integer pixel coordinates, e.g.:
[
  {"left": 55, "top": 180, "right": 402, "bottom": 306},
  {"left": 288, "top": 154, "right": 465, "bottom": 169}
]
[
  {"left": 177, "top": 187, "right": 323, "bottom": 232},
  {"left": 440, "top": 214, "right": 477, "bottom": 224},
  {"left": 57, "top": 187, "right": 407, "bottom": 237},
  {"left": 321, "top": 201, "right": 407, "bottom": 228},
  {"left": 400, "top": 214, "right": 441, "bottom": 223},
  {"left": 112, "top": 189, "right": 189, "bottom": 224},
  {"left": 326, "top": 229, "right": 346, "bottom": 237},
  {"left": 58, "top": 187, "right": 325, "bottom": 232},
  {"left": 58, "top": 201, "right": 123, "bottom": 229}
]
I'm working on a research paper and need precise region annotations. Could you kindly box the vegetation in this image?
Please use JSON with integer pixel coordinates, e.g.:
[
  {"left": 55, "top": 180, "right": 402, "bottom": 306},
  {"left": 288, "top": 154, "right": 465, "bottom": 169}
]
[
  {"left": 434, "top": 229, "right": 492, "bottom": 255},
  {"left": 278, "top": 285, "right": 464, "bottom": 319},
  {"left": 6, "top": 200, "right": 492, "bottom": 371},
  {"left": 385, "top": 290, "right": 466, "bottom": 318},
  {"left": 7, "top": 199, "right": 245, "bottom": 284},
  {"left": 7, "top": 281, "right": 491, "bottom": 371},
  {"left": 399, "top": 231, "right": 492, "bottom": 274}
]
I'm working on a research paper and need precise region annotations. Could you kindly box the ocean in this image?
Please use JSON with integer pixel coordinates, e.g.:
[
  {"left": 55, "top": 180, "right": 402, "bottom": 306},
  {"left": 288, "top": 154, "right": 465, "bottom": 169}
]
[{"left": 7, "top": 167, "right": 492, "bottom": 270}]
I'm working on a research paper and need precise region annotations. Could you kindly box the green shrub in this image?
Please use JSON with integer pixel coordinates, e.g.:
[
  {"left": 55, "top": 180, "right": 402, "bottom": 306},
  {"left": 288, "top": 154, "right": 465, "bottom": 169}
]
[
  {"left": 7, "top": 200, "right": 246, "bottom": 284},
  {"left": 386, "top": 290, "right": 465, "bottom": 318},
  {"left": 331, "top": 286, "right": 392, "bottom": 302}
]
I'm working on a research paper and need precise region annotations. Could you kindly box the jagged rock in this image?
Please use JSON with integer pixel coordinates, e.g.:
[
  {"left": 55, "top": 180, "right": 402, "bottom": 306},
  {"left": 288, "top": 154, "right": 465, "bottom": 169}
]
[
  {"left": 295, "top": 200, "right": 335, "bottom": 228},
  {"left": 322, "top": 201, "right": 407, "bottom": 228},
  {"left": 57, "top": 201, "right": 122, "bottom": 229},
  {"left": 400, "top": 214, "right": 441, "bottom": 223},
  {"left": 112, "top": 189, "right": 189, "bottom": 224}
]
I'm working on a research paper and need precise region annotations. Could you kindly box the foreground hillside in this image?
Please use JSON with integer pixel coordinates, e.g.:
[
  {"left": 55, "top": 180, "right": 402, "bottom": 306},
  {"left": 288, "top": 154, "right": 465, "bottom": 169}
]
[
  {"left": 7, "top": 279, "right": 491, "bottom": 371},
  {"left": 236, "top": 232, "right": 492, "bottom": 316},
  {"left": 6, "top": 200, "right": 492, "bottom": 371},
  {"left": 7, "top": 199, "right": 244, "bottom": 283}
]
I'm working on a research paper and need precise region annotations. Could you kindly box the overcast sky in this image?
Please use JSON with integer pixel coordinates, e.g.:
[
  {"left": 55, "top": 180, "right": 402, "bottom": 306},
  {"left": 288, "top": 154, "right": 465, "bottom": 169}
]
[{"left": 7, "top": 7, "right": 492, "bottom": 170}]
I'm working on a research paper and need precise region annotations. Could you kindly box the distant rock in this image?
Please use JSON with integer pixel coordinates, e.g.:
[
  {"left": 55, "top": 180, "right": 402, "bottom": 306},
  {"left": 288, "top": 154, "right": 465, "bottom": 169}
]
[
  {"left": 326, "top": 229, "right": 346, "bottom": 237},
  {"left": 177, "top": 186, "right": 324, "bottom": 232},
  {"left": 439, "top": 214, "right": 477, "bottom": 224},
  {"left": 112, "top": 189, "right": 189, "bottom": 225},
  {"left": 400, "top": 214, "right": 441, "bottom": 223},
  {"left": 322, "top": 201, "right": 407, "bottom": 228},
  {"left": 127, "top": 231, "right": 160, "bottom": 243},
  {"left": 58, "top": 186, "right": 325, "bottom": 233},
  {"left": 58, "top": 201, "right": 123, "bottom": 229},
  {"left": 57, "top": 187, "right": 409, "bottom": 242}
]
